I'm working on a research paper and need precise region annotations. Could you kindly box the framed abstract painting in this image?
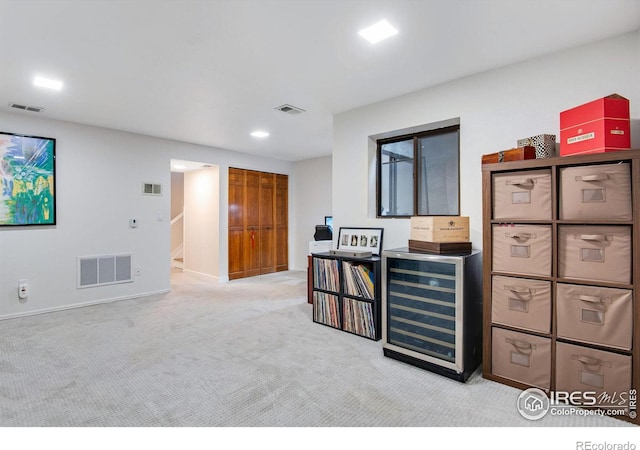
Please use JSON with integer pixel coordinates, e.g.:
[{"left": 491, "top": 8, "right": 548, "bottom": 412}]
[{"left": 0, "top": 131, "right": 56, "bottom": 226}]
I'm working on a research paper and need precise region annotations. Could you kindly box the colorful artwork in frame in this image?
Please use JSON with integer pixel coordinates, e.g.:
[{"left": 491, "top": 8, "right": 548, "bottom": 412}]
[{"left": 0, "top": 131, "right": 56, "bottom": 226}]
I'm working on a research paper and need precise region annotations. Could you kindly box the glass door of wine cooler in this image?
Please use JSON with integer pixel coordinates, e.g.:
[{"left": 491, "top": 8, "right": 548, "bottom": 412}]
[{"left": 382, "top": 249, "right": 481, "bottom": 378}]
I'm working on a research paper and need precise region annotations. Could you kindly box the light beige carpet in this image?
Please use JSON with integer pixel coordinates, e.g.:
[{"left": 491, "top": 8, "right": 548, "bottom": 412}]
[{"left": 0, "top": 269, "right": 632, "bottom": 428}]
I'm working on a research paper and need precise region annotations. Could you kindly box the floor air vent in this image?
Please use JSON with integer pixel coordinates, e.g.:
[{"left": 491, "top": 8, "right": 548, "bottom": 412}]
[{"left": 77, "top": 254, "right": 133, "bottom": 288}]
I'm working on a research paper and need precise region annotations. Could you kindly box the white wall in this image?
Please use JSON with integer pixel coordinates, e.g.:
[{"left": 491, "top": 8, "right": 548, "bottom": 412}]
[
  {"left": 291, "top": 156, "right": 332, "bottom": 270},
  {"left": 170, "top": 172, "right": 184, "bottom": 258},
  {"left": 184, "top": 166, "right": 220, "bottom": 279},
  {"left": 0, "top": 112, "right": 293, "bottom": 319},
  {"left": 333, "top": 31, "right": 640, "bottom": 252},
  {"left": 170, "top": 172, "right": 184, "bottom": 219}
]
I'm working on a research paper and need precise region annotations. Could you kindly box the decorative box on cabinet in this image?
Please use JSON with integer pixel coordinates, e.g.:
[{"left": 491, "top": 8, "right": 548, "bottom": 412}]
[
  {"left": 482, "top": 149, "right": 640, "bottom": 425},
  {"left": 381, "top": 248, "right": 482, "bottom": 382},
  {"left": 311, "top": 252, "right": 381, "bottom": 341}
]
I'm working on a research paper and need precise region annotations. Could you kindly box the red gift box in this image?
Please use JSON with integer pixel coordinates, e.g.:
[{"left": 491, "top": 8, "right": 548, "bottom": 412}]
[{"left": 559, "top": 94, "right": 630, "bottom": 156}]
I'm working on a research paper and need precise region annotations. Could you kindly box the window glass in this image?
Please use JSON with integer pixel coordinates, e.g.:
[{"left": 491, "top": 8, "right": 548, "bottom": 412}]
[
  {"left": 380, "top": 139, "right": 413, "bottom": 216},
  {"left": 417, "top": 129, "right": 459, "bottom": 215},
  {"left": 377, "top": 124, "right": 459, "bottom": 217}
]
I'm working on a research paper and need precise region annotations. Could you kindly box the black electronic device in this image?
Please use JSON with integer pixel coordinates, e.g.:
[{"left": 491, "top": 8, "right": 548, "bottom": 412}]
[{"left": 314, "top": 225, "right": 332, "bottom": 241}]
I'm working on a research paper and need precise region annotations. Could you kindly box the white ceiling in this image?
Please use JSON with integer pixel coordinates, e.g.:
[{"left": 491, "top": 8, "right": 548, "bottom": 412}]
[{"left": 1, "top": 0, "right": 639, "bottom": 162}]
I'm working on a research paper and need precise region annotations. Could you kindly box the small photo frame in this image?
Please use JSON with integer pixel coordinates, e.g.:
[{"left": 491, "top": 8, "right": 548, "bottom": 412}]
[{"left": 337, "top": 227, "right": 384, "bottom": 255}]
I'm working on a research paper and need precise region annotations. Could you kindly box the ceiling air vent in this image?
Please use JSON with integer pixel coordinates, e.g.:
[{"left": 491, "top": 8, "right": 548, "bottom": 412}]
[
  {"left": 275, "top": 104, "right": 305, "bottom": 115},
  {"left": 9, "top": 103, "right": 44, "bottom": 113},
  {"left": 142, "top": 182, "right": 162, "bottom": 196}
]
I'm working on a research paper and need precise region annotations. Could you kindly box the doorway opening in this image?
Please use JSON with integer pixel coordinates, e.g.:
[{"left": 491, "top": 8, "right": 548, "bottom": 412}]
[{"left": 170, "top": 159, "right": 221, "bottom": 280}]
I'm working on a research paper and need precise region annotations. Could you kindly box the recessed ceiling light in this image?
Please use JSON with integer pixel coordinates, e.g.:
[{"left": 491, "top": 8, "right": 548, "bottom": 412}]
[
  {"left": 250, "top": 130, "right": 269, "bottom": 138},
  {"left": 33, "top": 76, "right": 63, "bottom": 91},
  {"left": 358, "top": 19, "right": 398, "bottom": 44}
]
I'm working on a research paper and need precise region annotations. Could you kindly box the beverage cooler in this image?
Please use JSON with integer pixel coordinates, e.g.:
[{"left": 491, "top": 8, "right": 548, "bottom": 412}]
[{"left": 382, "top": 248, "right": 482, "bottom": 382}]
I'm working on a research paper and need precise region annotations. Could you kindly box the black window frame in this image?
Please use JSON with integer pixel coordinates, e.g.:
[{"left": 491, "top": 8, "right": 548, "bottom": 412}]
[{"left": 376, "top": 124, "right": 460, "bottom": 218}]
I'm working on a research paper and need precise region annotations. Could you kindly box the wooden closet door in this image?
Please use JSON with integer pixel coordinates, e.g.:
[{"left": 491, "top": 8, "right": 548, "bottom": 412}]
[
  {"left": 228, "top": 168, "right": 287, "bottom": 279},
  {"left": 259, "top": 172, "right": 275, "bottom": 274},
  {"left": 275, "top": 174, "right": 288, "bottom": 272},
  {"left": 228, "top": 168, "right": 245, "bottom": 280},
  {"left": 244, "top": 170, "right": 261, "bottom": 278}
]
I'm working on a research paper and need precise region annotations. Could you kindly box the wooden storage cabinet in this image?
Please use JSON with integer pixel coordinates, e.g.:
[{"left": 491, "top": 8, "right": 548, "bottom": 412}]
[
  {"left": 311, "top": 252, "right": 381, "bottom": 341},
  {"left": 482, "top": 149, "right": 640, "bottom": 424},
  {"left": 382, "top": 248, "right": 483, "bottom": 382}
]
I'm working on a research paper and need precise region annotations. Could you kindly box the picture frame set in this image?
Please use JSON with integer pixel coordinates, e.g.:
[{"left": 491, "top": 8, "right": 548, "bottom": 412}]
[
  {"left": 0, "top": 131, "right": 56, "bottom": 226},
  {"left": 337, "top": 227, "right": 384, "bottom": 255}
]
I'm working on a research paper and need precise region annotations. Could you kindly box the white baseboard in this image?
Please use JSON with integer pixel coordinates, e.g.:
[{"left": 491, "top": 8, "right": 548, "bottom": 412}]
[
  {"left": 182, "top": 268, "right": 229, "bottom": 283},
  {"left": 0, "top": 289, "right": 170, "bottom": 322}
]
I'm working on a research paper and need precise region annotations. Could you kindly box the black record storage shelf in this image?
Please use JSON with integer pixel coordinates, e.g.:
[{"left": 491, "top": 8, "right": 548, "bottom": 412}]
[{"left": 311, "top": 252, "right": 382, "bottom": 341}]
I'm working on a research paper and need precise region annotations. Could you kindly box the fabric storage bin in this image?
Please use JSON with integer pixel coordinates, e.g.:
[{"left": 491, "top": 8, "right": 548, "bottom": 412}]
[
  {"left": 492, "top": 327, "right": 551, "bottom": 390},
  {"left": 492, "top": 224, "right": 552, "bottom": 277},
  {"left": 558, "top": 226, "right": 631, "bottom": 284},
  {"left": 556, "top": 341, "right": 631, "bottom": 399},
  {"left": 493, "top": 169, "right": 552, "bottom": 220},
  {"left": 491, "top": 275, "right": 551, "bottom": 333},
  {"left": 559, "top": 163, "right": 632, "bottom": 221},
  {"left": 556, "top": 283, "right": 632, "bottom": 350}
]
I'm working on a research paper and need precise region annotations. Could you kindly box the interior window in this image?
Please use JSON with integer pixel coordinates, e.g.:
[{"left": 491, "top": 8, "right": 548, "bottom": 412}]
[{"left": 377, "top": 125, "right": 459, "bottom": 217}]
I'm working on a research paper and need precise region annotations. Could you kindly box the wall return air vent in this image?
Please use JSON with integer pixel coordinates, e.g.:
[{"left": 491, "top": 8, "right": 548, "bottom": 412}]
[
  {"left": 9, "top": 103, "right": 44, "bottom": 113},
  {"left": 142, "top": 182, "right": 162, "bottom": 196},
  {"left": 275, "top": 104, "right": 305, "bottom": 115},
  {"left": 77, "top": 254, "right": 133, "bottom": 289}
]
